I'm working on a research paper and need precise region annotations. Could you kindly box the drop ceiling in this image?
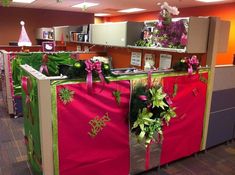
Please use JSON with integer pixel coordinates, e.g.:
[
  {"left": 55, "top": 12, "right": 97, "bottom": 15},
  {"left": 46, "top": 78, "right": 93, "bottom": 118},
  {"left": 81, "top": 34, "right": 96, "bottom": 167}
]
[{"left": 5, "top": 0, "right": 235, "bottom": 16}]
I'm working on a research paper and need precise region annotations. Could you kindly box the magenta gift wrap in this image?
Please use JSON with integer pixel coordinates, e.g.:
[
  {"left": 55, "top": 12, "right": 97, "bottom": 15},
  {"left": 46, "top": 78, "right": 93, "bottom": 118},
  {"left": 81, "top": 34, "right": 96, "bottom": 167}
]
[
  {"left": 55, "top": 80, "right": 131, "bottom": 175},
  {"left": 160, "top": 73, "right": 208, "bottom": 165}
]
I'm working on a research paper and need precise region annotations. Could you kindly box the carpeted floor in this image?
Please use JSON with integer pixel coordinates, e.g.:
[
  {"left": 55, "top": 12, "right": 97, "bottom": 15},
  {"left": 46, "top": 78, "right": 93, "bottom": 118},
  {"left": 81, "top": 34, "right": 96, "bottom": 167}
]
[{"left": 0, "top": 90, "right": 234, "bottom": 175}]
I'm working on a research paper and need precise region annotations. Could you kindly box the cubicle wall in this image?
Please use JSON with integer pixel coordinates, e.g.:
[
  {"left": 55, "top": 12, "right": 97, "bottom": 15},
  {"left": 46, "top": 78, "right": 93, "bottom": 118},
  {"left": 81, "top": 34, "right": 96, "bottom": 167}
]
[
  {"left": 20, "top": 64, "right": 210, "bottom": 175},
  {"left": 206, "top": 66, "right": 235, "bottom": 148}
]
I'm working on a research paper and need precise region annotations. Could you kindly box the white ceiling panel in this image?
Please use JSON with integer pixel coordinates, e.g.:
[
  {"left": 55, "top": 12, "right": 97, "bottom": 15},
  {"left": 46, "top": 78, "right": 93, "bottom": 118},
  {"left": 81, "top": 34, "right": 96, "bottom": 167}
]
[{"left": 2, "top": 0, "right": 235, "bottom": 15}]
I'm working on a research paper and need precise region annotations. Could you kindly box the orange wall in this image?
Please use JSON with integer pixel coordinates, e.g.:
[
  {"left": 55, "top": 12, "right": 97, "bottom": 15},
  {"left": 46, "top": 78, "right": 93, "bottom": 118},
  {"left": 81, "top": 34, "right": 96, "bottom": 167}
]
[
  {"left": 104, "top": 2, "right": 235, "bottom": 65},
  {"left": 0, "top": 7, "right": 94, "bottom": 45}
]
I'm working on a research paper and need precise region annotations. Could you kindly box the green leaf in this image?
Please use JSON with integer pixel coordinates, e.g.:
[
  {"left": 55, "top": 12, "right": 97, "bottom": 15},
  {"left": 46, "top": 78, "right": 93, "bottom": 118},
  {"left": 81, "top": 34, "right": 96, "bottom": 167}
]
[
  {"left": 112, "top": 90, "right": 121, "bottom": 105},
  {"left": 150, "top": 87, "right": 168, "bottom": 109}
]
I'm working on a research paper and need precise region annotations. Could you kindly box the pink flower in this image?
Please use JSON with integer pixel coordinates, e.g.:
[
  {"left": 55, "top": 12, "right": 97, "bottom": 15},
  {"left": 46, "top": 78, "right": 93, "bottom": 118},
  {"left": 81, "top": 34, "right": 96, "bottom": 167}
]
[
  {"left": 139, "top": 95, "right": 147, "bottom": 101},
  {"left": 165, "top": 95, "right": 173, "bottom": 105},
  {"left": 180, "top": 33, "right": 187, "bottom": 46},
  {"left": 190, "top": 55, "right": 199, "bottom": 65},
  {"left": 160, "top": 2, "right": 179, "bottom": 16},
  {"left": 157, "top": 20, "right": 163, "bottom": 29}
]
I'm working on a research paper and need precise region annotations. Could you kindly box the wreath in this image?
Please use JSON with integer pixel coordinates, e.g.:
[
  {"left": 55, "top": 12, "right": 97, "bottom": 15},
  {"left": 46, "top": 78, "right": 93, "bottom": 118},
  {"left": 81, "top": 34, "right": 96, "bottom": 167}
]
[{"left": 130, "top": 82, "right": 176, "bottom": 146}]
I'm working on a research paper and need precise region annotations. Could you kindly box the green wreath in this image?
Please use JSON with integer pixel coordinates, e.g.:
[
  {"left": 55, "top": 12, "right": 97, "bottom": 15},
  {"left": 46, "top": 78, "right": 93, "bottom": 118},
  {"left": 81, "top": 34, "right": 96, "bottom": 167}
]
[{"left": 130, "top": 83, "right": 176, "bottom": 146}]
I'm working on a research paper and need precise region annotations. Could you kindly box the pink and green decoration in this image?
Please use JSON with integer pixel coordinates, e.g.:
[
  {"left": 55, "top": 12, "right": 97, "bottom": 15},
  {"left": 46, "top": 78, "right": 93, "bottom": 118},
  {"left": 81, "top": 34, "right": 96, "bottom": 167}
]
[
  {"left": 49, "top": 70, "right": 208, "bottom": 174},
  {"left": 173, "top": 55, "right": 200, "bottom": 74},
  {"left": 11, "top": 52, "right": 77, "bottom": 96},
  {"left": 21, "top": 72, "right": 42, "bottom": 175},
  {"left": 130, "top": 74, "right": 176, "bottom": 171},
  {"left": 59, "top": 59, "right": 114, "bottom": 93},
  {"left": 130, "top": 77, "right": 176, "bottom": 146},
  {"left": 136, "top": 2, "right": 187, "bottom": 49},
  {"left": 52, "top": 80, "right": 131, "bottom": 175}
]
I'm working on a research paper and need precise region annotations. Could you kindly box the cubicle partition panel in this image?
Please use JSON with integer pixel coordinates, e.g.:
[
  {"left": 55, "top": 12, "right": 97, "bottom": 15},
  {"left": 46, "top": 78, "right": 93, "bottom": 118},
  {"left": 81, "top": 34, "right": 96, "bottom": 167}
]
[
  {"left": 20, "top": 64, "right": 210, "bottom": 175},
  {"left": 206, "top": 66, "right": 235, "bottom": 148},
  {"left": 21, "top": 67, "right": 46, "bottom": 175}
]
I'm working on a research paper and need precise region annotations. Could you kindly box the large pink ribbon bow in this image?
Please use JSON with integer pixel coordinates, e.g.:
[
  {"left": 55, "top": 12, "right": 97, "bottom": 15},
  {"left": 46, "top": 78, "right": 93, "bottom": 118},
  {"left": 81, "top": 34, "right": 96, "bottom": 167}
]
[{"left": 85, "top": 60, "right": 105, "bottom": 93}]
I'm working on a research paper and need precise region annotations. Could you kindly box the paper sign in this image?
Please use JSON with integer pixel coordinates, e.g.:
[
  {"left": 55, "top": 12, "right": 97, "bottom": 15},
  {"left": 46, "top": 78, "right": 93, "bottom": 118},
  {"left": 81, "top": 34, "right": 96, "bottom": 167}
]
[
  {"left": 144, "top": 53, "right": 155, "bottom": 70},
  {"left": 77, "top": 45, "right": 82, "bottom": 51},
  {"left": 159, "top": 54, "right": 172, "bottom": 70},
  {"left": 131, "top": 52, "right": 142, "bottom": 67}
]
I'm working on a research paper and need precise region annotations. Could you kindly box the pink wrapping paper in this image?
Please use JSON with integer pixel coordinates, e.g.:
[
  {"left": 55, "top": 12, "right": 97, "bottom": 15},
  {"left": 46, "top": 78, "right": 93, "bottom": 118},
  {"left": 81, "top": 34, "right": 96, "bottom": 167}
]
[
  {"left": 56, "top": 80, "right": 131, "bottom": 175},
  {"left": 160, "top": 73, "right": 208, "bottom": 165}
]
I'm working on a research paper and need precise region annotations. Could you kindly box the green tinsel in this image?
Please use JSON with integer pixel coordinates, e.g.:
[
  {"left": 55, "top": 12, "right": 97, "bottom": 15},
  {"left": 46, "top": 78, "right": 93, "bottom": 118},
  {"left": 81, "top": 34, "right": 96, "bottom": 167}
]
[
  {"left": 59, "top": 60, "right": 116, "bottom": 82},
  {"left": 1, "top": 0, "right": 11, "bottom": 7}
]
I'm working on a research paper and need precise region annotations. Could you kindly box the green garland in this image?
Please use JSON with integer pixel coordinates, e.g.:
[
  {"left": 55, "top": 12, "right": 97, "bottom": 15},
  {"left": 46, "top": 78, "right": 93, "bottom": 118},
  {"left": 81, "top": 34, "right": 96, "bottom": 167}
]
[
  {"left": 131, "top": 83, "right": 176, "bottom": 146},
  {"left": 59, "top": 60, "right": 115, "bottom": 81}
]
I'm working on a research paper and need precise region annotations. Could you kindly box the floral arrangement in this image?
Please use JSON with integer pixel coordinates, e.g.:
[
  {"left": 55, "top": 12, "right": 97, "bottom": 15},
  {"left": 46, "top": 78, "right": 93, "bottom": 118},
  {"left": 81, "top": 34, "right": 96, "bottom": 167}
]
[
  {"left": 155, "top": 2, "right": 187, "bottom": 49},
  {"left": 130, "top": 81, "right": 176, "bottom": 146},
  {"left": 173, "top": 55, "right": 200, "bottom": 74},
  {"left": 159, "top": 2, "right": 179, "bottom": 25},
  {"left": 136, "top": 2, "right": 188, "bottom": 49}
]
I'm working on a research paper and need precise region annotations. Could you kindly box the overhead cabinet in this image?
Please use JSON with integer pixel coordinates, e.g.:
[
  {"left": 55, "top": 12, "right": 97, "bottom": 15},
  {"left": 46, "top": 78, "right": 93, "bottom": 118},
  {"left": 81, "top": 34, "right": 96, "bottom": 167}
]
[
  {"left": 36, "top": 25, "right": 90, "bottom": 43},
  {"left": 185, "top": 17, "right": 210, "bottom": 53},
  {"left": 90, "top": 22, "right": 144, "bottom": 47},
  {"left": 36, "top": 27, "right": 54, "bottom": 41}
]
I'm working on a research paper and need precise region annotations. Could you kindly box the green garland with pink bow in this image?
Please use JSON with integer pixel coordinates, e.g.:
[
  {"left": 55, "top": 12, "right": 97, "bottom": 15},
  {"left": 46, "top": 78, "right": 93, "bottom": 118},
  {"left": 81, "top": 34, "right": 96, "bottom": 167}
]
[
  {"left": 173, "top": 55, "right": 200, "bottom": 74},
  {"left": 59, "top": 59, "right": 115, "bottom": 93}
]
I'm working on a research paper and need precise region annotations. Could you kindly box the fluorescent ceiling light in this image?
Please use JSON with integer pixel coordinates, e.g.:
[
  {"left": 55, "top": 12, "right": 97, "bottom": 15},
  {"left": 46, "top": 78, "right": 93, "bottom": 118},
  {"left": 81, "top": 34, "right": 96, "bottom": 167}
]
[
  {"left": 195, "top": 0, "right": 224, "bottom": 2},
  {"left": 118, "top": 8, "right": 146, "bottom": 13},
  {"left": 72, "top": 2, "right": 99, "bottom": 8},
  {"left": 95, "top": 13, "right": 110, "bottom": 17},
  {"left": 12, "top": 0, "right": 35, "bottom": 3}
]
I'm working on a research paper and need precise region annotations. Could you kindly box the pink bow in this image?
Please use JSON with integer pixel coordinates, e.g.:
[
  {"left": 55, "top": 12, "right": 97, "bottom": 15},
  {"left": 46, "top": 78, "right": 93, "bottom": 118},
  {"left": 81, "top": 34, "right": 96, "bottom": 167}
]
[
  {"left": 85, "top": 60, "right": 105, "bottom": 93},
  {"left": 186, "top": 55, "right": 199, "bottom": 74}
]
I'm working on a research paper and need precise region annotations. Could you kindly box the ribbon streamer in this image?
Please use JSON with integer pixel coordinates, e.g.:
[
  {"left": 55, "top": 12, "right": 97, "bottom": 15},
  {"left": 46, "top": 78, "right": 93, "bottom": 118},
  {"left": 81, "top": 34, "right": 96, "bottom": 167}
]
[
  {"left": 145, "top": 143, "right": 151, "bottom": 170},
  {"left": 22, "top": 76, "right": 31, "bottom": 104},
  {"left": 145, "top": 140, "right": 155, "bottom": 170},
  {"left": 40, "top": 54, "right": 49, "bottom": 75},
  {"left": 21, "top": 76, "right": 34, "bottom": 124},
  {"left": 39, "top": 64, "right": 49, "bottom": 75},
  {"left": 147, "top": 71, "right": 152, "bottom": 89}
]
